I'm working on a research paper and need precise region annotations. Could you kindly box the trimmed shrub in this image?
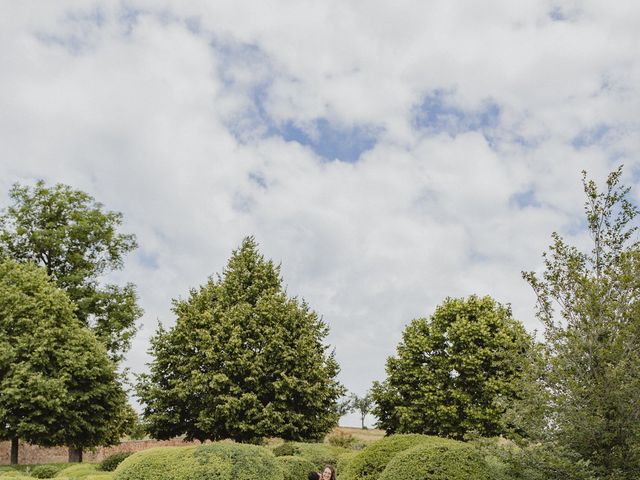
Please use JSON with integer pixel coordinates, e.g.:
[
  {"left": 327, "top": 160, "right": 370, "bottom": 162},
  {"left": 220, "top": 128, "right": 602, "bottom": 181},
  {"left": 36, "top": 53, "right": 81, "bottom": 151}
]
[
  {"left": 290, "top": 442, "right": 345, "bottom": 470},
  {"left": 54, "top": 464, "right": 97, "bottom": 478},
  {"left": 273, "top": 443, "right": 299, "bottom": 457},
  {"left": 336, "top": 451, "right": 357, "bottom": 478},
  {"left": 340, "top": 434, "right": 457, "bottom": 480},
  {"left": 98, "top": 453, "right": 133, "bottom": 472},
  {"left": 114, "top": 444, "right": 282, "bottom": 480},
  {"left": 30, "top": 466, "right": 60, "bottom": 479},
  {"left": 327, "top": 431, "right": 356, "bottom": 449},
  {"left": 379, "top": 443, "right": 491, "bottom": 480},
  {"left": 276, "top": 456, "right": 316, "bottom": 480}
]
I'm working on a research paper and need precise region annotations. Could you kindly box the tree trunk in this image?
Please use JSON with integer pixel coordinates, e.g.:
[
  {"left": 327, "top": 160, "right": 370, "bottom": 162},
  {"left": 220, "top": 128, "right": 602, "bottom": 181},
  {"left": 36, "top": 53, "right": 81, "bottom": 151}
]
[
  {"left": 68, "top": 446, "right": 83, "bottom": 463},
  {"left": 10, "top": 437, "right": 18, "bottom": 465}
]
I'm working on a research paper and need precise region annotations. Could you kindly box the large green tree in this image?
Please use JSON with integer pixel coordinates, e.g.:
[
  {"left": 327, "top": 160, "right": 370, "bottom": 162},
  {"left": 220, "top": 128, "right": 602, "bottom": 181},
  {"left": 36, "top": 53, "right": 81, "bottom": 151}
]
[
  {"left": 523, "top": 167, "right": 640, "bottom": 479},
  {"left": 0, "top": 260, "right": 130, "bottom": 464},
  {"left": 372, "top": 295, "right": 533, "bottom": 439},
  {"left": 0, "top": 180, "right": 142, "bottom": 362},
  {"left": 137, "top": 237, "right": 344, "bottom": 444}
]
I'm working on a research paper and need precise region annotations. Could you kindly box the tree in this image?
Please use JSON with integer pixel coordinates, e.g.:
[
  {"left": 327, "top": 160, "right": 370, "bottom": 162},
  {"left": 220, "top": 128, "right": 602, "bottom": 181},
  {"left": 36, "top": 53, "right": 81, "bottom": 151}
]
[
  {"left": 522, "top": 167, "right": 640, "bottom": 479},
  {"left": 349, "top": 391, "right": 375, "bottom": 429},
  {"left": 371, "top": 295, "right": 533, "bottom": 440},
  {"left": 0, "top": 260, "right": 130, "bottom": 464},
  {"left": 137, "top": 237, "right": 344, "bottom": 444},
  {"left": 0, "top": 180, "right": 142, "bottom": 363}
]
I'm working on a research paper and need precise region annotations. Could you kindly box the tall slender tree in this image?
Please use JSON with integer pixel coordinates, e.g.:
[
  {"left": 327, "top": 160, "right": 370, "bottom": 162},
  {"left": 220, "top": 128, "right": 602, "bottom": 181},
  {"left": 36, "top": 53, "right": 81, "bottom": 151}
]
[
  {"left": 523, "top": 167, "right": 640, "bottom": 479},
  {"left": 137, "top": 237, "right": 344, "bottom": 444}
]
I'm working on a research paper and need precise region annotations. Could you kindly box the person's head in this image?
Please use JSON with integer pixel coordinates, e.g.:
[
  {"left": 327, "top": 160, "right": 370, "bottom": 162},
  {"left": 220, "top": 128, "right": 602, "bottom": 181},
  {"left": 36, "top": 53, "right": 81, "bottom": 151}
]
[
  {"left": 322, "top": 465, "right": 336, "bottom": 480},
  {"left": 308, "top": 472, "right": 320, "bottom": 480}
]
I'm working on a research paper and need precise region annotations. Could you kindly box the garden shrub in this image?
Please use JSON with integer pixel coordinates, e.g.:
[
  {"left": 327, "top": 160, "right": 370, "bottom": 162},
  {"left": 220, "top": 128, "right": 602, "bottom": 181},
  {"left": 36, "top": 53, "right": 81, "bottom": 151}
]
[
  {"left": 378, "top": 443, "right": 491, "bottom": 480},
  {"left": 290, "top": 442, "right": 345, "bottom": 470},
  {"left": 340, "top": 434, "right": 457, "bottom": 480},
  {"left": 273, "top": 443, "right": 299, "bottom": 457},
  {"left": 327, "top": 431, "right": 356, "bottom": 449},
  {"left": 54, "top": 464, "right": 97, "bottom": 478},
  {"left": 98, "top": 453, "right": 133, "bottom": 472},
  {"left": 276, "top": 456, "right": 316, "bottom": 480},
  {"left": 113, "top": 443, "right": 282, "bottom": 480},
  {"left": 336, "top": 451, "right": 357, "bottom": 478},
  {"left": 30, "top": 466, "right": 60, "bottom": 479}
]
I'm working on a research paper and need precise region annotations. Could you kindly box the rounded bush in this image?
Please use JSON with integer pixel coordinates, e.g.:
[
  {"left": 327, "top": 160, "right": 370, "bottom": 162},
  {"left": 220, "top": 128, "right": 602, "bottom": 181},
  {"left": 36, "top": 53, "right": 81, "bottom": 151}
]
[
  {"left": 273, "top": 443, "right": 299, "bottom": 457},
  {"left": 340, "top": 434, "right": 457, "bottom": 480},
  {"left": 379, "top": 443, "right": 491, "bottom": 480},
  {"left": 114, "top": 444, "right": 282, "bottom": 480},
  {"left": 290, "top": 442, "right": 345, "bottom": 470},
  {"left": 276, "top": 456, "right": 316, "bottom": 480},
  {"left": 30, "top": 465, "right": 61, "bottom": 479},
  {"left": 54, "top": 464, "right": 97, "bottom": 478},
  {"left": 98, "top": 452, "right": 133, "bottom": 472}
]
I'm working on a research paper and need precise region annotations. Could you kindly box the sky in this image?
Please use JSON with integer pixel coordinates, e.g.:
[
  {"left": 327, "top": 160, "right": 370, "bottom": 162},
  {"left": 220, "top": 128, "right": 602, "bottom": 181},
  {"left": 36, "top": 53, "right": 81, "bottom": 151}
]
[{"left": 1, "top": 1, "right": 640, "bottom": 428}]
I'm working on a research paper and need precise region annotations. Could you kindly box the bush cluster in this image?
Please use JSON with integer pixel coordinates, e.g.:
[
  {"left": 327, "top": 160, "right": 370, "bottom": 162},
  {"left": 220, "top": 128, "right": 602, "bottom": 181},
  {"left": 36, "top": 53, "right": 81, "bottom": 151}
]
[
  {"left": 327, "top": 431, "right": 356, "bottom": 449},
  {"left": 379, "top": 443, "right": 491, "bottom": 480},
  {"left": 340, "top": 434, "right": 456, "bottom": 480},
  {"left": 54, "top": 464, "right": 98, "bottom": 478},
  {"left": 98, "top": 453, "right": 133, "bottom": 472},
  {"left": 30, "top": 466, "right": 60, "bottom": 479},
  {"left": 288, "top": 442, "right": 345, "bottom": 470},
  {"left": 273, "top": 443, "right": 298, "bottom": 457},
  {"left": 276, "top": 456, "right": 316, "bottom": 480},
  {"left": 113, "top": 444, "right": 281, "bottom": 480}
]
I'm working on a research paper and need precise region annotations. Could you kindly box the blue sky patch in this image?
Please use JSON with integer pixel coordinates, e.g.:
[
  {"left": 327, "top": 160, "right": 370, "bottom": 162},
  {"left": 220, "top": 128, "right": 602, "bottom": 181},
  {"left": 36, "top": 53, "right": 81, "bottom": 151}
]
[
  {"left": 571, "top": 124, "right": 610, "bottom": 149},
  {"left": 280, "top": 119, "right": 378, "bottom": 162},
  {"left": 510, "top": 189, "right": 542, "bottom": 209},
  {"left": 414, "top": 90, "right": 501, "bottom": 139}
]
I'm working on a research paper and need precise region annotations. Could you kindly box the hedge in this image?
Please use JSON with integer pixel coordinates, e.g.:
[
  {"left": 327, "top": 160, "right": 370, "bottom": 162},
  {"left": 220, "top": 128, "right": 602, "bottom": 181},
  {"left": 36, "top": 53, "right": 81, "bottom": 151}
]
[
  {"left": 287, "top": 442, "right": 345, "bottom": 470},
  {"left": 98, "top": 453, "right": 133, "bottom": 472},
  {"left": 340, "top": 434, "right": 458, "bottom": 480},
  {"left": 113, "top": 444, "right": 282, "bottom": 480},
  {"left": 276, "top": 456, "right": 317, "bottom": 480},
  {"left": 379, "top": 443, "right": 491, "bottom": 480},
  {"left": 54, "top": 464, "right": 98, "bottom": 478}
]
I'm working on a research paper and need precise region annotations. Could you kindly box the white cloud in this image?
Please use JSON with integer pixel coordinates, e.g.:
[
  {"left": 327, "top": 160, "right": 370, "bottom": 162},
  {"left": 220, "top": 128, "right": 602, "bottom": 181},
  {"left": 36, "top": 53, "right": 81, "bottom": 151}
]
[{"left": 1, "top": 0, "right": 639, "bottom": 428}]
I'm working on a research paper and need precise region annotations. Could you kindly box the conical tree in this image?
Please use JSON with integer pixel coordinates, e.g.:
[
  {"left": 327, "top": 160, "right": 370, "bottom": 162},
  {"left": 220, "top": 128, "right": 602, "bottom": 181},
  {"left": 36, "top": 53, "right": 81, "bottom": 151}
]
[{"left": 138, "top": 237, "right": 344, "bottom": 443}]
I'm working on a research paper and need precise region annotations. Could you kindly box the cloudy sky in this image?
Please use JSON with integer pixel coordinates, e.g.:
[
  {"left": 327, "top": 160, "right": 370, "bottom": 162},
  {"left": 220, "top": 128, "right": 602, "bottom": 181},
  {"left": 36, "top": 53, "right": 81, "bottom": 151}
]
[{"left": 1, "top": 1, "right": 640, "bottom": 427}]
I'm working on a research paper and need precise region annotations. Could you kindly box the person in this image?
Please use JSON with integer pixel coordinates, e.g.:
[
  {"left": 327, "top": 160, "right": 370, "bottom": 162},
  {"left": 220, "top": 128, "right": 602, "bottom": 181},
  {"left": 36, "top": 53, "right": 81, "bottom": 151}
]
[
  {"left": 321, "top": 465, "right": 336, "bottom": 480},
  {"left": 308, "top": 472, "right": 320, "bottom": 480}
]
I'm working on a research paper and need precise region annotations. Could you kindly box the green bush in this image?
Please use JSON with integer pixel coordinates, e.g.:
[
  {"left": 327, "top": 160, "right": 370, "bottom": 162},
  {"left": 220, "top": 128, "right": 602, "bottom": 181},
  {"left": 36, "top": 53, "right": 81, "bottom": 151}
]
[
  {"left": 379, "top": 443, "right": 491, "bottom": 480},
  {"left": 327, "top": 431, "right": 356, "bottom": 449},
  {"left": 340, "top": 434, "right": 457, "bottom": 480},
  {"left": 290, "top": 442, "right": 345, "bottom": 470},
  {"left": 273, "top": 443, "right": 299, "bottom": 457},
  {"left": 276, "top": 456, "right": 316, "bottom": 480},
  {"left": 113, "top": 444, "right": 282, "bottom": 480},
  {"left": 98, "top": 453, "right": 133, "bottom": 472},
  {"left": 336, "top": 451, "right": 357, "bottom": 478},
  {"left": 54, "top": 464, "right": 97, "bottom": 479},
  {"left": 30, "top": 466, "right": 60, "bottom": 479}
]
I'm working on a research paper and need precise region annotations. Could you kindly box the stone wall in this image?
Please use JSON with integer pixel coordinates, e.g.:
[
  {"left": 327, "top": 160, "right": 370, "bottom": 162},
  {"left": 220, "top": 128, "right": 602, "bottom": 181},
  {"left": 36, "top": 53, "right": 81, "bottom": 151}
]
[{"left": 0, "top": 438, "right": 206, "bottom": 465}]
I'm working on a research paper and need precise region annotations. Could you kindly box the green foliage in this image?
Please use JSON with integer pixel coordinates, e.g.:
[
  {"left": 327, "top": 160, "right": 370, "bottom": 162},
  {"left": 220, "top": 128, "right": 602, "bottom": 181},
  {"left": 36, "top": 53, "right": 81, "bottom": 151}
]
[
  {"left": 288, "top": 442, "right": 344, "bottom": 470},
  {"left": 98, "top": 453, "right": 134, "bottom": 472},
  {"left": 336, "top": 451, "right": 358, "bottom": 477},
  {"left": 137, "top": 237, "right": 344, "bottom": 444},
  {"left": 474, "top": 440, "right": 598, "bottom": 480},
  {"left": 273, "top": 443, "right": 299, "bottom": 457},
  {"left": 113, "top": 444, "right": 282, "bottom": 480},
  {"left": 522, "top": 167, "right": 640, "bottom": 479},
  {"left": 30, "top": 466, "right": 61, "bottom": 479},
  {"left": 372, "top": 295, "right": 533, "bottom": 439},
  {"left": 378, "top": 443, "right": 491, "bottom": 480},
  {"left": 340, "top": 434, "right": 455, "bottom": 480},
  {"left": 0, "top": 260, "right": 129, "bottom": 454},
  {"left": 0, "top": 180, "right": 141, "bottom": 363},
  {"left": 54, "top": 464, "right": 98, "bottom": 478},
  {"left": 348, "top": 392, "right": 374, "bottom": 430},
  {"left": 276, "top": 456, "right": 316, "bottom": 480},
  {"left": 327, "top": 431, "right": 356, "bottom": 449}
]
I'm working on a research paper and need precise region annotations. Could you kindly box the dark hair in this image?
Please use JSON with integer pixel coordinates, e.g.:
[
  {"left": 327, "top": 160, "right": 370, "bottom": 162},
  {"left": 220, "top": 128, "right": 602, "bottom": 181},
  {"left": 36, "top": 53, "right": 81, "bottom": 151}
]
[
  {"left": 323, "top": 465, "right": 337, "bottom": 480},
  {"left": 308, "top": 472, "right": 320, "bottom": 480}
]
